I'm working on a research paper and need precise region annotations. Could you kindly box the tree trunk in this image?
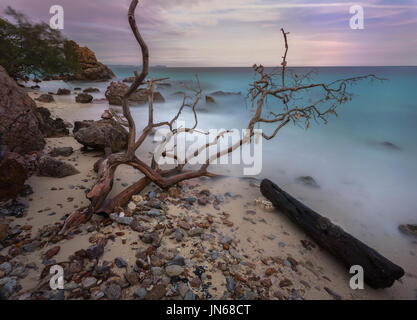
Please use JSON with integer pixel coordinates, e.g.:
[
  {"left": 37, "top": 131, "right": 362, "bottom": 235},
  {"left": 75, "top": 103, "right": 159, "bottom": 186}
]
[{"left": 260, "top": 178, "right": 404, "bottom": 289}]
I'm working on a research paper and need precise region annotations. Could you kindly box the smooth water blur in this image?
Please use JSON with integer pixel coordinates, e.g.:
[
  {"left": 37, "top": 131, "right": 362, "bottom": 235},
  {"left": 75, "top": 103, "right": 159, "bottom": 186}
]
[{"left": 36, "top": 66, "right": 417, "bottom": 271}]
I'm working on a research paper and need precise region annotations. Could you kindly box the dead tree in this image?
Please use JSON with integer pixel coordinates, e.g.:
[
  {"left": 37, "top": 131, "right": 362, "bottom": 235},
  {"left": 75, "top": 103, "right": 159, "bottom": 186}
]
[{"left": 59, "top": 0, "right": 383, "bottom": 235}]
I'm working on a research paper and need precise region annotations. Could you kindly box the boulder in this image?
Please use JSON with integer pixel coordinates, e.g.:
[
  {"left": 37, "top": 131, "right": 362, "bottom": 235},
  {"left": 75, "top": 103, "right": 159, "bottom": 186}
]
[
  {"left": 73, "top": 119, "right": 128, "bottom": 153},
  {"left": 0, "top": 66, "right": 46, "bottom": 154},
  {"left": 75, "top": 93, "right": 93, "bottom": 103},
  {"left": 0, "top": 152, "right": 29, "bottom": 201},
  {"left": 64, "top": 40, "right": 115, "bottom": 81},
  {"left": 105, "top": 81, "right": 165, "bottom": 106},
  {"left": 35, "top": 94, "right": 55, "bottom": 103},
  {"left": 83, "top": 87, "right": 100, "bottom": 93},
  {"left": 57, "top": 88, "right": 71, "bottom": 95},
  {"left": 35, "top": 107, "right": 69, "bottom": 137},
  {"left": 37, "top": 154, "right": 79, "bottom": 178}
]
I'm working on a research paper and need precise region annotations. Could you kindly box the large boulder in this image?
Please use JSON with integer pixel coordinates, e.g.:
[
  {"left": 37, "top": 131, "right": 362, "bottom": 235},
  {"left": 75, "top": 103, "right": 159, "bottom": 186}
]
[
  {"left": 65, "top": 40, "right": 115, "bottom": 81},
  {"left": 75, "top": 93, "right": 93, "bottom": 103},
  {"left": 35, "top": 107, "right": 69, "bottom": 137},
  {"left": 0, "top": 152, "right": 29, "bottom": 201},
  {"left": 105, "top": 81, "right": 165, "bottom": 106},
  {"left": 37, "top": 154, "right": 79, "bottom": 178},
  {"left": 35, "top": 94, "right": 55, "bottom": 103},
  {"left": 73, "top": 119, "right": 128, "bottom": 153},
  {"left": 0, "top": 66, "right": 46, "bottom": 154}
]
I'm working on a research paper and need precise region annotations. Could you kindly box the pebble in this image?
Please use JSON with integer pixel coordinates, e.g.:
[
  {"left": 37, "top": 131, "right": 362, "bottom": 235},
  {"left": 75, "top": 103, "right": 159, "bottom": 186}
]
[
  {"left": 115, "top": 257, "right": 128, "bottom": 268},
  {"left": 134, "top": 287, "right": 147, "bottom": 300},
  {"left": 104, "top": 283, "right": 122, "bottom": 300},
  {"left": 174, "top": 229, "right": 184, "bottom": 242},
  {"left": 184, "top": 291, "right": 196, "bottom": 300},
  {"left": 109, "top": 213, "right": 133, "bottom": 225},
  {"left": 147, "top": 208, "right": 162, "bottom": 217},
  {"left": 188, "top": 228, "right": 204, "bottom": 237},
  {"left": 23, "top": 241, "right": 41, "bottom": 252},
  {"left": 0, "top": 262, "right": 12, "bottom": 275},
  {"left": 279, "top": 241, "right": 286, "bottom": 247},
  {"left": 151, "top": 267, "right": 164, "bottom": 277},
  {"left": 226, "top": 276, "right": 235, "bottom": 292},
  {"left": 82, "top": 277, "right": 97, "bottom": 289},
  {"left": 165, "top": 265, "right": 184, "bottom": 277}
]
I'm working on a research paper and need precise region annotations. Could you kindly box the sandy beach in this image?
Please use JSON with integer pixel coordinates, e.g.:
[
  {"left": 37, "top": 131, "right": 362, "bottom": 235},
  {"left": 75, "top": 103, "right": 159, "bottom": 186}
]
[{"left": 0, "top": 89, "right": 415, "bottom": 300}]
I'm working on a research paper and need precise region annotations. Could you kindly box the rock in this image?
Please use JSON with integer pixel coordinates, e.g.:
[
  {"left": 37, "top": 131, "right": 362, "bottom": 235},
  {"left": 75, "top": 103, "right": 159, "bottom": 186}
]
[
  {"left": 174, "top": 229, "right": 184, "bottom": 242},
  {"left": 64, "top": 40, "right": 115, "bottom": 81},
  {"left": 165, "top": 265, "right": 184, "bottom": 277},
  {"left": 146, "top": 284, "right": 166, "bottom": 300},
  {"left": 0, "top": 152, "right": 29, "bottom": 201},
  {"left": 168, "top": 187, "right": 180, "bottom": 198},
  {"left": 37, "top": 155, "right": 79, "bottom": 178},
  {"left": 35, "top": 94, "right": 55, "bottom": 103},
  {"left": 44, "top": 246, "right": 60, "bottom": 260},
  {"left": 324, "top": 287, "right": 341, "bottom": 300},
  {"left": 295, "top": 176, "right": 320, "bottom": 188},
  {"left": 82, "top": 277, "right": 97, "bottom": 289},
  {"left": 0, "top": 279, "right": 19, "bottom": 298},
  {"left": 73, "top": 119, "right": 128, "bottom": 153},
  {"left": 23, "top": 240, "right": 41, "bottom": 252},
  {"left": 226, "top": 276, "right": 235, "bottom": 292},
  {"left": 147, "top": 208, "right": 162, "bottom": 217},
  {"left": 167, "top": 255, "right": 185, "bottom": 267},
  {"left": 399, "top": 224, "right": 417, "bottom": 238},
  {"left": 104, "top": 282, "right": 122, "bottom": 300},
  {"left": 0, "top": 66, "right": 46, "bottom": 154},
  {"left": 178, "top": 221, "right": 191, "bottom": 230},
  {"left": 19, "top": 184, "right": 33, "bottom": 197},
  {"left": 124, "top": 272, "right": 138, "bottom": 285},
  {"left": 0, "top": 262, "right": 12, "bottom": 275},
  {"left": 49, "top": 147, "right": 73, "bottom": 157},
  {"left": 188, "top": 228, "right": 204, "bottom": 237},
  {"left": 115, "top": 257, "right": 128, "bottom": 268},
  {"left": 75, "top": 93, "right": 93, "bottom": 103},
  {"left": 134, "top": 287, "right": 147, "bottom": 300},
  {"left": 105, "top": 81, "right": 165, "bottom": 106},
  {"left": 109, "top": 213, "right": 133, "bottom": 225},
  {"left": 57, "top": 88, "right": 71, "bottom": 95},
  {"left": 190, "top": 277, "right": 201, "bottom": 288},
  {"left": 210, "top": 91, "right": 241, "bottom": 96},
  {"left": 279, "top": 279, "right": 293, "bottom": 288},
  {"left": 205, "top": 95, "right": 216, "bottom": 104},
  {"left": 83, "top": 87, "right": 100, "bottom": 93},
  {"left": 35, "top": 107, "right": 69, "bottom": 137},
  {"left": 86, "top": 241, "right": 105, "bottom": 260},
  {"left": 0, "top": 199, "right": 28, "bottom": 217}
]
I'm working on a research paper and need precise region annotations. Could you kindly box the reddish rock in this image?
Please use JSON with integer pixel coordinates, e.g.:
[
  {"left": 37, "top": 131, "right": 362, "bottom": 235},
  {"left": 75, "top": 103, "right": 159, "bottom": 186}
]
[
  {"left": 0, "top": 66, "right": 45, "bottom": 154},
  {"left": 64, "top": 40, "right": 115, "bottom": 81},
  {"left": 0, "top": 152, "right": 28, "bottom": 201},
  {"left": 146, "top": 284, "right": 166, "bottom": 300},
  {"left": 44, "top": 246, "right": 60, "bottom": 260}
]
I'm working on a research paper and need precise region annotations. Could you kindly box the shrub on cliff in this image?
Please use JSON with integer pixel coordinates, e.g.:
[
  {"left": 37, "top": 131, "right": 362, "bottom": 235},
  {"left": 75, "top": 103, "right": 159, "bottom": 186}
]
[{"left": 0, "top": 7, "right": 80, "bottom": 80}]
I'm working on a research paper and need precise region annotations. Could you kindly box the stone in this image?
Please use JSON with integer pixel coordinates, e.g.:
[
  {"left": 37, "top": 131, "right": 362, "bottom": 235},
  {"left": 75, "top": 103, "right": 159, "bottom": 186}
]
[
  {"left": 210, "top": 91, "right": 241, "bottom": 96},
  {"left": 73, "top": 119, "right": 128, "bottom": 153},
  {"left": 37, "top": 155, "right": 79, "bottom": 178},
  {"left": 19, "top": 184, "right": 33, "bottom": 197},
  {"left": 0, "top": 66, "right": 45, "bottom": 154},
  {"left": 147, "top": 208, "right": 162, "bottom": 217},
  {"left": 188, "top": 228, "right": 204, "bottom": 237},
  {"left": 82, "top": 277, "right": 97, "bottom": 289},
  {"left": 134, "top": 287, "right": 147, "bottom": 300},
  {"left": 23, "top": 240, "right": 41, "bottom": 252},
  {"left": 295, "top": 176, "right": 320, "bottom": 188},
  {"left": 64, "top": 40, "right": 115, "bottom": 81},
  {"left": 0, "top": 262, "right": 12, "bottom": 275},
  {"left": 35, "top": 94, "right": 54, "bottom": 103},
  {"left": 49, "top": 147, "right": 73, "bottom": 157},
  {"left": 184, "top": 291, "right": 196, "bottom": 300},
  {"left": 57, "top": 88, "right": 71, "bottom": 95},
  {"left": 104, "top": 282, "right": 122, "bottom": 300},
  {"left": 44, "top": 246, "right": 60, "bottom": 260},
  {"left": 35, "top": 107, "right": 69, "bottom": 137},
  {"left": 86, "top": 241, "right": 105, "bottom": 260},
  {"left": 279, "top": 279, "right": 293, "bottom": 288},
  {"left": 109, "top": 213, "right": 133, "bottom": 225},
  {"left": 114, "top": 257, "right": 128, "bottom": 268},
  {"left": 146, "top": 284, "right": 166, "bottom": 300},
  {"left": 0, "top": 199, "right": 28, "bottom": 217},
  {"left": 165, "top": 265, "right": 184, "bottom": 277},
  {"left": 75, "top": 93, "right": 93, "bottom": 103},
  {"left": 0, "top": 152, "right": 28, "bottom": 201},
  {"left": 105, "top": 81, "right": 165, "bottom": 106},
  {"left": 324, "top": 287, "right": 341, "bottom": 300},
  {"left": 124, "top": 272, "right": 138, "bottom": 285},
  {"left": 190, "top": 277, "right": 201, "bottom": 288},
  {"left": 167, "top": 255, "right": 185, "bottom": 267},
  {"left": 226, "top": 276, "right": 235, "bottom": 292}
]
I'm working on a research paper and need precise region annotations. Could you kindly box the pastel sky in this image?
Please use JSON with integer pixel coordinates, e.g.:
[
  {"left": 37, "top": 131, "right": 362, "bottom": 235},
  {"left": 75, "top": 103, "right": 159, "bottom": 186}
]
[{"left": 1, "top": 0, "right": 416, "bottom": 66}]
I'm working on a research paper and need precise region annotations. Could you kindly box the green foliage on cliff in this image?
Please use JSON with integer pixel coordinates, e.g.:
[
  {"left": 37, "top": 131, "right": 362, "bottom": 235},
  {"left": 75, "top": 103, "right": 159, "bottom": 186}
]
[{"left": 0, "top": 7, "right": 80, "bottom": 80}]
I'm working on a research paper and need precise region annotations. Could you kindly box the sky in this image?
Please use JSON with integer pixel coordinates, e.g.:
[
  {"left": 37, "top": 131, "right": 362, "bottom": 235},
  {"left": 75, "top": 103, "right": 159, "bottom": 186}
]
[{"left": 1, "top": 0, "right": 417, "bottom": 67}]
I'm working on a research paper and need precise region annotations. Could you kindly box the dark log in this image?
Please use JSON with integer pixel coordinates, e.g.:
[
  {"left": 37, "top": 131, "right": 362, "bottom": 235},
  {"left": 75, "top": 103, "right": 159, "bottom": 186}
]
[{"left": 260, "top": 178, "right": 404, "bottom": 289}]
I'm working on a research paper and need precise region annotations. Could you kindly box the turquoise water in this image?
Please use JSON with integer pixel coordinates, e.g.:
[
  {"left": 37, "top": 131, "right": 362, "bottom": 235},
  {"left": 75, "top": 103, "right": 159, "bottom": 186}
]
[{"left": 35, "top": 66, "right": 417, "bottom": 275}]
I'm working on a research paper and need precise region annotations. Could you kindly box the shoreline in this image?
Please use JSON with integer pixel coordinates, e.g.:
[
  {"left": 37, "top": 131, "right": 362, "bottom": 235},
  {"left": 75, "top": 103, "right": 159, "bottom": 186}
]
[{"left": 0, "top": 88, "right": 416, "bottom": 300}]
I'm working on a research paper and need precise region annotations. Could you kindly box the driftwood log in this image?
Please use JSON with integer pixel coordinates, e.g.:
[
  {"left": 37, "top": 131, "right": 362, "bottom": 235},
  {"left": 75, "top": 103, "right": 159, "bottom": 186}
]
[{"left": 260, "top": 178, "right": 404, "bottom": 289}]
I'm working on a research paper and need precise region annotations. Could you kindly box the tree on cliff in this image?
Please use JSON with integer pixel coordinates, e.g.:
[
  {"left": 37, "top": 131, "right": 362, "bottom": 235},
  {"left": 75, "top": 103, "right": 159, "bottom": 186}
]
[{"left": 0, "top": 7, "right": 80, "bottom": 80}]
